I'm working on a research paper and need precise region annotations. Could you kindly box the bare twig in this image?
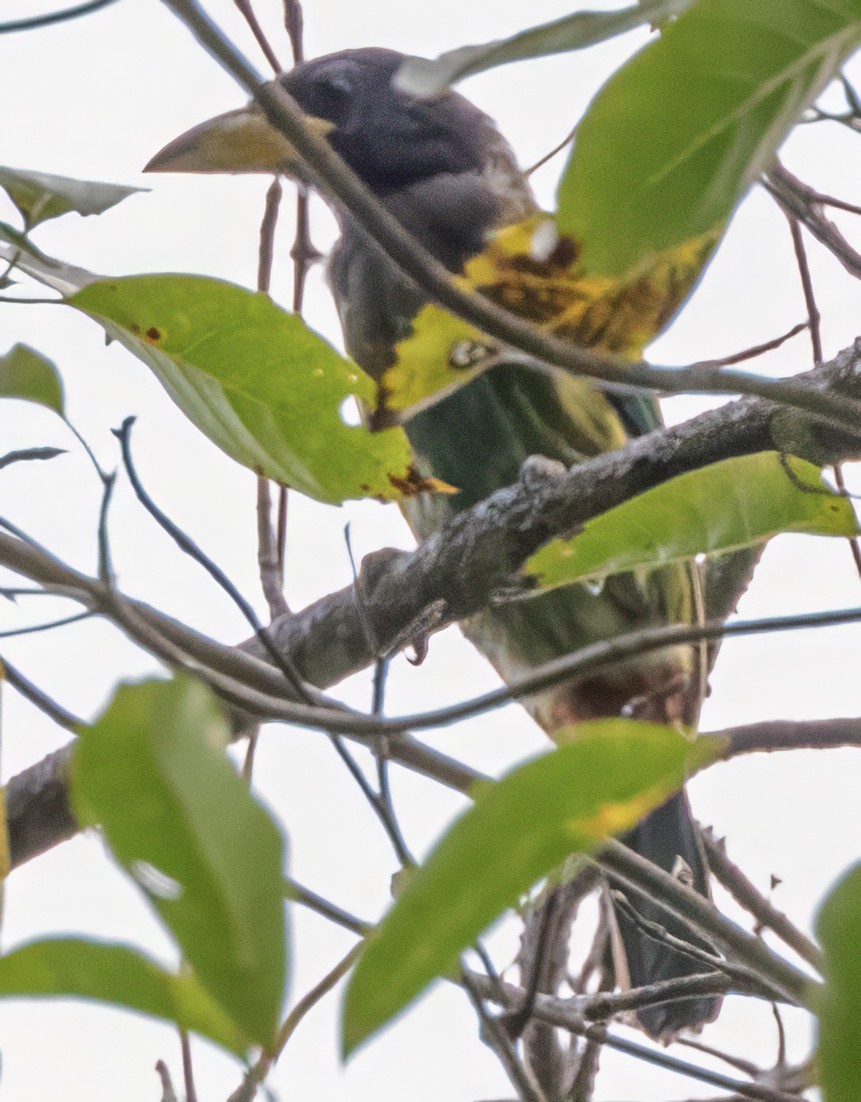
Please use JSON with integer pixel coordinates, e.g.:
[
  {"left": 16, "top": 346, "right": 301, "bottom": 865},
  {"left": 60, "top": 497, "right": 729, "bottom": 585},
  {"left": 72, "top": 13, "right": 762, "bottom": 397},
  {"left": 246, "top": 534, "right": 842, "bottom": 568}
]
[
  {"left": 785, "top": 216, "right": 821, "bottom": 363},
  {"left": 1, "top": 658, "right": 83, "bottom": 730},
  {"left": 715, "top": 716, "right": 861, "bottom": 757},
  {"left": 154, "top": 1060, "right": 178, "bottom": 1102},
  {"left": 256, "top": 475, "right": 289, "bottom": 619},
  {"left": 0, "top": 610, "right": 94, "bottom": 638},
  {"left": 0, "top": 0, "right": 120, "bottom": 34},
  {"left": 179, "top": 1031, "right": 198, "bottom": 1102},
  {"left": 581, "top": 970, "right": 733, "bottom": 1022},
  {"left": 229, "top": 943, "right": 362, "bottom": 1101},
  {"left": 596, "top": 842, "right": 816, "bottom": 1010},
  {"left": 767, "top": 163, "right": 861, "bottom": 280},
  {"left": 232, "top": 0, "right": 281, "bottom": 72},
  {"left": 681, "top": 322, "right": 808, "bottom": 371},
  {"left": 256, "top": 175, "right": 283, "bottom": 295},
  {"left": 525, "top": 121, "right": 579, "bottom": 176},
  {"left": 461, "top": 969, "right": 542, "bottom": 1102},
  {"left": 703, "top": 837, "right": 823, "bottom": 971},
  {"left": 607, "top": 891, "right": 782, "bottom": 999},
  {"left": 255, "top": 176, "right": 290, "bottom": 623},
  {"left": 283, "top": 875, "right": 370, "bottom": 935},
  {"left": 344, "top": 525, "right": 413, "bottom": 867},
  {"left": 115, "top": 417, "right": 311, "bottom": 701},
  {"left": 274, "top": 942, "right": 362, "bottom": 1054},
  {"left": 465, "top": 971, "right": 805, "bottom": 1102}
]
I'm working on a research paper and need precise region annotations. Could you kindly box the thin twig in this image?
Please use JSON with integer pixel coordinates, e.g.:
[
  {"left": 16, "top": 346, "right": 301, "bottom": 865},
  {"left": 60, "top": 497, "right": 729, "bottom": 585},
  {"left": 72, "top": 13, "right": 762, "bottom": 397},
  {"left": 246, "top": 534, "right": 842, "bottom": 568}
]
[
  {"left": 255, "top": 176, "right": 290, "bottom": 623},
  {"left": 597, "top": 842, "right": 816, "bottom": 1010},
  {"left": 154, "top": 1060, "right": 178, "bottom": 1102},
  {"left": 257, "top": 176, "right": 283, "bottom": 294},
  {"left": 272, "top": 942, "right": 361, "bottom": 1056},
  {"left": 96, "top": 470, "right": 116, "bottom": 585},
  {"left": 282, "top": 0, "right": 303, "bottom": 63},
  {"left": 251, "top": 175, "right": 288, "bottom": 787},
  {"left": 115, "top": 417, "right": 311, "bottom": 701},
  {"left": 703, "top": 837, "right": 823, "bottom": 972},
  {"left": 581, "top": 971, "right": 734, "bottom": 1022},
  {"left": 785, "top": 215, "right": 822, "bottom": 363},
  {"left": 0, "top": 0, "right": 120, "bottom": 34},
  {"left": 525, "top": 121, "right": 579, "bottom": 176},
  {"left": 767, "top": 163, "right": 861, "bottom": 281},
  {"left": 63, "top": 416, "right": 111, "bottom": 483},
  {"left": 466, "top": 971, "right": 805, "bottom": 1102},
  {"left": 256, "top": 475, "right": 289, "bottom": 618},
  {"left": 0, "top": 610, "right": 94, "bottom": 638},
  {"left": 283, "top": 875, "right": 370, "bottom": 935},
  {"left": 179, "top": 1030, "right": 198, "bottom": 1102},
  {"left": 344, "top": 525, "right": 413, "bottom": 867},
  {"left": 229, "top": 944, "right": 362, "bottom": 1101},
  {"left": 290, "top": 186, "right": 320, "bottom": 312},
  {"left": 607, "top": 891, "right": 782, "bottom": 1000},
  {"left": 0, "top": 658, "right": 83, "bottom": 730},
  {"left": 232, "top": 0, "right": 281, "bottom": 72},
  {"left": 693, "top": 322, "right": 808, "bottom": 370},
  {"left": 461, "top": 969, "right": 542, "bottom": 1102}
]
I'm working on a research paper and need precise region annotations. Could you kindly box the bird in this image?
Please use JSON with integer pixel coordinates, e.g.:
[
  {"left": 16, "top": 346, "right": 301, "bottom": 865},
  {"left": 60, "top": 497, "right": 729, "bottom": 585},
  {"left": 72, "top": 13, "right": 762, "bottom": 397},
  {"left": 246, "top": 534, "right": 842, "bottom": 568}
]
[{"left": 146, "top": 47, "right": 721, "bottom": 1039}]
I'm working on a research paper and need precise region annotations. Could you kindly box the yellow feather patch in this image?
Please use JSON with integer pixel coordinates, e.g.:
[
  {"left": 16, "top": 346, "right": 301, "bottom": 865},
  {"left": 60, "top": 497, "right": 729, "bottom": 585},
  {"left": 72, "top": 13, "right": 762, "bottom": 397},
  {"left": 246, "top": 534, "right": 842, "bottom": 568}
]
[{"left": 374, "top": 213, "right": 718, "bottom": 426}]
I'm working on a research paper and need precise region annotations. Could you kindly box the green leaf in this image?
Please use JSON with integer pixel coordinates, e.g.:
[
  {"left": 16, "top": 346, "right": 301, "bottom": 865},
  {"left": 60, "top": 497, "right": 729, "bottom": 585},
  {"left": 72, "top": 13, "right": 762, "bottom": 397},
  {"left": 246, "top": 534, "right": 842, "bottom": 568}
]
[
  {"left": 67, "top": 275, "right": 440, "bottom": 504},
  {"left": 396, "top": 0, "right": 695, "bottom": 94},
  {"left": 70, "top": 676, "right": 287, "bottom": 1048},
  {"left": 0, "top": 344, "right": 64, "bottom": 414},
  {"left": 526, "top": 453, "right": 859, "bottom": 590},
  {"left": 558, "top": 0, "right": 861, "bottom": 276},
  {"left": 0, "top": 938, "right": 250, "bottom": 1056},
  {"left": 342, "top": 719, "right": 719, "bottom": 1055},
  {"left": 0, "top": 166, "right": 144, "bottom": 229},
  {"left": 816, "top": 863, "right": 861, "bottom": 1101}
]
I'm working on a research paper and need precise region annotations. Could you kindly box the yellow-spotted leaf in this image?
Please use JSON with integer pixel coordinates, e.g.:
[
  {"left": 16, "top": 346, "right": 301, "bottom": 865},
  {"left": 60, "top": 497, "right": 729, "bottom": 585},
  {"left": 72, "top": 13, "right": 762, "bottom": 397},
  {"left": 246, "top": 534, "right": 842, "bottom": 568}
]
[
  {"left": 559, "top": 0, "right": 861, "bottom": 277},
  {"left": 817, "top": 863, "right": 861, "bottom": 1101},
  {"left": 527, "top": 453, "right": 859, "bottom": 590},
  {"left": 67, "top": 274, "right": 440, "bottom": 503},
  {"left": 342, "top": 719, "right": 719, "bottom": 1055},
  {"left": 377, "top": 214, "right": 714, "bottom": 423},
  {"left": 0, "top": 938, "right": 251, "bottom": 1056}
]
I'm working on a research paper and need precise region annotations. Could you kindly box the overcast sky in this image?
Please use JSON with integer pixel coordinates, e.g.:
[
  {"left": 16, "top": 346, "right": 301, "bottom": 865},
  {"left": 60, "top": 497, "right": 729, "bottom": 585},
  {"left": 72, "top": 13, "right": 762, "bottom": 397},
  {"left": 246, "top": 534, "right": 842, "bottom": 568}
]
[{"left": 2, "top": 1, "right": 861, "bottom": 1099}]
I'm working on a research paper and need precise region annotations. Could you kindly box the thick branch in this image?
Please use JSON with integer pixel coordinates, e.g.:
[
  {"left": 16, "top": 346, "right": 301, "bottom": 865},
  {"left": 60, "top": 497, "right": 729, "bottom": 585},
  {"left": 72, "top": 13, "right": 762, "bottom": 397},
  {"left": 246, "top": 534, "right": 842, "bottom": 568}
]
[
  {"left": 4, "top": 344, "right": 861, "bottom": 864},
  {"left": 262, "top": 346, "right": 861, "bottom": 685}
]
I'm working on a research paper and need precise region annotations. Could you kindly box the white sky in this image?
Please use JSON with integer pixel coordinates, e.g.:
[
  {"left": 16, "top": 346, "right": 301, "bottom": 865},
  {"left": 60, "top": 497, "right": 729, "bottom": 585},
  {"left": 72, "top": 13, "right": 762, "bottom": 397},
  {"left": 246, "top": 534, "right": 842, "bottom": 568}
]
[{"left": 1, "top": 0, "right": 861, "bottom": 1099}]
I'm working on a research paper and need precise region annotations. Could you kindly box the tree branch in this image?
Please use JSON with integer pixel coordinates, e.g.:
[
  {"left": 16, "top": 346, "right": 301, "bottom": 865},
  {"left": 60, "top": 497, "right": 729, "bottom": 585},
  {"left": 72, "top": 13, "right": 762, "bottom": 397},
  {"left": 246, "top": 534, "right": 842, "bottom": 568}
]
[
  {"left": 463, "top": 971, "right": 805, "bottom": 1102},
  {"left": 4, "top": 342, "right": 861, "bottom": 865}
]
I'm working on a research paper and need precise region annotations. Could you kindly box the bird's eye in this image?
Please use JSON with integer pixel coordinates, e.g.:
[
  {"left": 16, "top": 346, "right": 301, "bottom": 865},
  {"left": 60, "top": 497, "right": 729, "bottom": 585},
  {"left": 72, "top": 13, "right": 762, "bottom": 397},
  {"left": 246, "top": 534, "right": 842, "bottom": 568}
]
[{"left": 308, "top": 68, "right": 354, "bottom": 122}]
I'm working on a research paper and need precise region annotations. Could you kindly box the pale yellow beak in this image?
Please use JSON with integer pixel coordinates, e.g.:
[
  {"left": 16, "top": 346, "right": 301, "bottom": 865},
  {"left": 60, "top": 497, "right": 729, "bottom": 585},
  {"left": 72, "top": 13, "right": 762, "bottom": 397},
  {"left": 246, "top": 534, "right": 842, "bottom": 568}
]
[{"left": 144, "top": 103, "right": 332, "bottom": 176}]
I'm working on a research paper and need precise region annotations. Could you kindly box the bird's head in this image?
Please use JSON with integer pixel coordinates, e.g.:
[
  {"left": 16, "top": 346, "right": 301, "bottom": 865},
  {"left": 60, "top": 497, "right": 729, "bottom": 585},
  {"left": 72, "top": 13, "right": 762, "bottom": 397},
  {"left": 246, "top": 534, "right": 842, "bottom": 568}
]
[{"left": 145, "top": 48, "right": 496, "bottom": 192}]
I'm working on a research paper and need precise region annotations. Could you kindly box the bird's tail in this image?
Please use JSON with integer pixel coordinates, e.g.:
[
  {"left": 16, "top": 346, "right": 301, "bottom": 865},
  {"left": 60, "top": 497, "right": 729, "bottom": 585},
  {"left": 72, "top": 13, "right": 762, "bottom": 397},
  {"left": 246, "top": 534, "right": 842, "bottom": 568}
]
[{"left": 609, "top": 789, "right": 722, "bottom": 1039}]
